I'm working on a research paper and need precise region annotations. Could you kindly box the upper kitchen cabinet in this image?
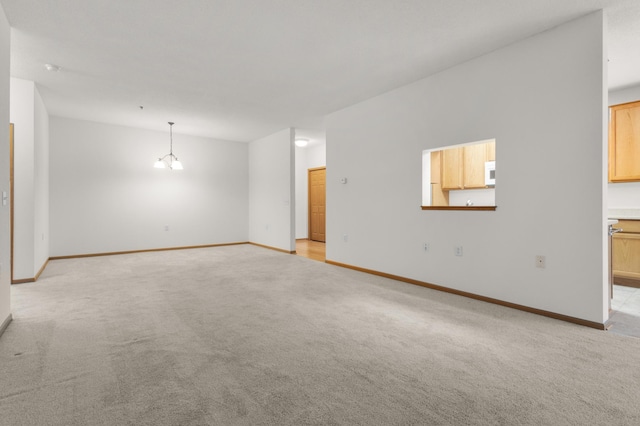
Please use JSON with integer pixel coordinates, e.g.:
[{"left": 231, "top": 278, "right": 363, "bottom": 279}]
[
  {"left": 422, "top": 139, "right": 496, "bottom": 210},
  {"left": 430, "top": 151, "right": 449, "bottom": 206},
  {"left": 609, "top": 100, "right": 640, "bottom": 182},
  {"left": 463, "top": 142, "right": 495, "bottom": 188},
  {"left": 441, "top": 147, "right": 464, "bottom": 190},
  {"left": 441, "top": 141, "right": 495, "bottom": 190},
  {"left": 486, "top": 141, "right": 496, "bottom": 162}
]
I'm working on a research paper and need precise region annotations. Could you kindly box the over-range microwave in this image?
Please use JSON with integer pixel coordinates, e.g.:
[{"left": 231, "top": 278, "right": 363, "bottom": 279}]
[{"left": 485, "top": 161, "right": 495, "bottom": 186}]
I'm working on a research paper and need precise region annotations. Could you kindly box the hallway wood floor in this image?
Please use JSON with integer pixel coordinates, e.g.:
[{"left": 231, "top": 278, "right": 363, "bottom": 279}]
[{"left": 295, "top": 239, "right": 325, "bottom": 262}]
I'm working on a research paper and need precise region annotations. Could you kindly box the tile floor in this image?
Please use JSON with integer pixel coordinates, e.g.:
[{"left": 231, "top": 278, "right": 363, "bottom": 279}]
[{"left": 608, "top": 285, "right": 640, "bottom": 338}]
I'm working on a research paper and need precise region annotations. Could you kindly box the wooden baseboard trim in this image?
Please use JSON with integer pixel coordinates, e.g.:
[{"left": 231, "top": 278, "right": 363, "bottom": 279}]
[
  {"left": 0, "top": 314, "right": 12, "bottom": 338},
  {"left": 248, "top": 242, "right": 296, "bottom": 254},
  {"left": 325, "top": 259, "right": 606, "bottom": 331},
  {"left": 11, "top": 277, "right": 35, "bottom": 284},
  {"left": 34, "top": 258, "right": 49, "bottom": 281},
  {"left": 49, "top": 242, "right": 249, "bottom": 260},
  {"left": 613, "top": 276, "right": 640, "bottom": 288},
  {"left": 13, "top": 258, "right": 51, "bottom": 283}
]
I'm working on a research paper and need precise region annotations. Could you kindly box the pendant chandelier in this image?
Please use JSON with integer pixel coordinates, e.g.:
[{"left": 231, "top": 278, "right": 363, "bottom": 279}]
[{"left": 154, "top": 122, "right": 183, "bottom": 170}]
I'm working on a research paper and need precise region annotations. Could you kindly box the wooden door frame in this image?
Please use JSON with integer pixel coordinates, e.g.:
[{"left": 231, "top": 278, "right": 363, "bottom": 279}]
[
  {"left": 307, "top": 166, "right": 326, "bottom": 241},
  {"left": 9, "top": 123, "right": 14, "bottom": 283}
]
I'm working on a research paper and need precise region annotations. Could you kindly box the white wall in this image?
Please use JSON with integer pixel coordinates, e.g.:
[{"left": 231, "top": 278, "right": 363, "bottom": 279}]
[
  {"left": 50, "top": 117, "right": 248, "bottom": 256},
  {"left": 295, "top": 146, "right": 308, "bottom": 239},
  {"left": 307, "top": 143, "right": 327, "bottom": 169},
  {"left": 0, "top": 3, "right": 11, "bottom": 329},
  {"left": 608, "top": 83, "right": 640, "bottom": 209},
  {"left": 295, "top": 141, "right": 326, "bottom": 239},
  {"left": 9, "top": 79, "right": 35, "bottom": 279},
  {"left": 33, "top": 87, "right": 49, "bottom": 274},
  {"left": 609, "top": 83, "right": 640, "bottom": 105},
  {"left": 326, "top": 13, "right": 607, "bottom": 323},
  {"left": 248, "top": 128, "right": 295, "bottom": 251},
  {"left": 9, "top": 78, "right": 50, "bottom": 280}
]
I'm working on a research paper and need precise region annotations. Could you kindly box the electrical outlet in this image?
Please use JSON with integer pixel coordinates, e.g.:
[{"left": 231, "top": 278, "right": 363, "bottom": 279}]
[
  {"left": 343, "top": 234, "right": 348, "bottom": 242},
  {"left": 164, "top": 225, "right": 169, "bottom": 231},
  {"left": 423, "top": 243, "right": 430, "bottom": 252},
  {"left": 454, "top": 246, "right": 463, "bottom": 256},
  {"left": 535, "top": 255, "right": 546, "bottom": 268}
]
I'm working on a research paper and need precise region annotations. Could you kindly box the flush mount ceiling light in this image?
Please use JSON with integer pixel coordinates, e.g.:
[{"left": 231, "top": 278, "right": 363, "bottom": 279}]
[
  {"left": 295, "top": 138, "right": 309, "bottom": 147},
  {"left": 154, "top": 122, "right": 183, "bottom": 170},
  {"left": 44, "top": 63, "right": 61, "bottom": 72}
]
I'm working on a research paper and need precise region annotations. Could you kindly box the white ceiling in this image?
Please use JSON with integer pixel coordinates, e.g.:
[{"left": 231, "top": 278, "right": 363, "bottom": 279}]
[{"left": 2, "top": 0, "right": 639, "bottom": 142}]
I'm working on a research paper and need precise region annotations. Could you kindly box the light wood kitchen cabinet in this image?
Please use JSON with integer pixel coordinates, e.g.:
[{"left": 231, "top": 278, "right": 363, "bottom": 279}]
[
  {"left": 441, "top": 147, "right": 464, "bottom": 190},
  {"left": 613, "top": 220, "right": 640, "bottom": 287},
  {"left": 441, "top": 141, "right": 495, "bottom": 190},
  {"left": 486, "top": 141, "right": 496, "bottom": 162},
  {"left": 463, "top": 144, "right": 489, "bottom": 188},
  {"left": 609, "top": 100, "right": 640, "bottom": 182},
  {"left": 430, "top": 151, "right": 449, "bottom": 206}
]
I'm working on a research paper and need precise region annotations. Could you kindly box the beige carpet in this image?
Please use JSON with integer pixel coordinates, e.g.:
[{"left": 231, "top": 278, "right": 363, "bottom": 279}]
[{"left": 1, "top": 244, "right": 639, "bottom": 425}]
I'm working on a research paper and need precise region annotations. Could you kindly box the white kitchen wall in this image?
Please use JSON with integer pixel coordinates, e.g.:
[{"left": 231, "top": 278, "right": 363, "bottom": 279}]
[
  {"left": 295, "top": 140, "right": 326, "bottom": 239},
  {"left": 608, "top": 83, "right": 640, "bottom": 209},
  {"left": 608, "top": 185, "right": 640, "bottom": 208},
  {"left": 609, "top": 83, "right": 640, "bottom": 105},
  {"left": 248, "top": 128, "right": 295, "bottom": 252},
  {"left": 50, "top": 117, "right": 248, "bottom": 256},
  {"left": 326, "top": 12, "right": 607, "bottom": 323},
  {"left": 449, "top": 189, "right": 495, "bottom": 207},
  {"left": 9, "top": 78, "right": 50, "bottom": 280},
  {"left": 0, "top": 3, "right": 11, "bottom": 331}
]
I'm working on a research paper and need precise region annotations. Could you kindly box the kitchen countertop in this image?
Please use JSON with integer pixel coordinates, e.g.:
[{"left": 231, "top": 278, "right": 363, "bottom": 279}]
[{"left": 608, "top": 208, "right": 640, "bottom": 220}]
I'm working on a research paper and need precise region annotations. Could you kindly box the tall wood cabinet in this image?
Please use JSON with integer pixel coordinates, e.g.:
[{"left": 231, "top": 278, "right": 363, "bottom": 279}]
[{"left": 609, "top": 100, "right": 640, "bottom": 182}]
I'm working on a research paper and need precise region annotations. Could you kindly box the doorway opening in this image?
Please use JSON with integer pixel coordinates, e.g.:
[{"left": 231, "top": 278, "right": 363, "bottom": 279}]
[
  {"left": 296, "top": 166, "right": 326, "bottom": 262},
  {"left": 293, "top": 130, "right": 326, "bottom": 261}
]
